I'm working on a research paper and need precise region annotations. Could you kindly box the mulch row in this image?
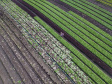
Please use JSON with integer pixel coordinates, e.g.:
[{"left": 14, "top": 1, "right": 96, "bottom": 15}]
[{"left": 12, "top": 0, "right": 112, "bottom": 77}]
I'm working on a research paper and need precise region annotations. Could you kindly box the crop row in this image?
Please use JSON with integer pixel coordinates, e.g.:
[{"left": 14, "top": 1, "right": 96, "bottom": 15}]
[
  {"left": 19, "top": 10, "right": 88, "bottom": 84},
  {"left": 0, "top": 1, "right": 70, "bottom": 83},
  {"left": 96, "top": 0, "right": 112, "bottom": 7},
  {"left": 34, "top": 16, "right": 112, "bottom": 84},
  {"left": 43, "top": 0, "right": 112, "bottom": 46},
  {"left": 3, "top": 1, "right": 92, "bottom": 83},
  {"left": 24, "top": 0, "right": 112, "bottom": 67},
  {"left": 39, "top": 0, "right": 112, "bottom": 60},
  {"left": 2, "top": 0, "right": 111, "bottom": 83},
  {"left": 62, "top": 0, "right": 112, "bottom": 25},
  {"left": 37, "top": 0, "right": 112, "bottom": 53},
  {"left": 23, "top": 0, "right": 112, "bottom": 83},
  {"left": 60, "top": 0, "right": 112, "bottom": 30},
  {"left": 41, "top": 0, "right": 112, "bottom": 51},
  {"left": 68, "top": 11, "right": 112, "bottom": 41},
  {"left": 75, "top": 0, "right": 112, "bottom": 16},
  {"left": 105, "top": 0, "right": 112, "bottom": 3},
  {"left": 72, "top": 0, "right": 112, "bottom": 20}
]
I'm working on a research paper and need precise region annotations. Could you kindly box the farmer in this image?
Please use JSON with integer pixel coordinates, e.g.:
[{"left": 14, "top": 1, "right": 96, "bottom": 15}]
[{"left": 60, "top": 32, "right": 64, "bottom": 37}]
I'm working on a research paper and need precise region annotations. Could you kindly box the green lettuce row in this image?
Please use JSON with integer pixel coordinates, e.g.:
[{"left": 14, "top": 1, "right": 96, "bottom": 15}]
[
  {"left": 42, "top": 1, "right": 112, "bottom": 48},
  {"left": 40, "top": 0, "right": 112, "bottom": 53},
  {"left": 62, "top": 0, "right": 112, "bottom": 25},
  {"left": 105, "top": 0, "right": 112, "bottom": 3},
  {"left": 60, "top": 0, "right": 112, "bottom": 30},
  {"left": 8, "top": 0, "right": 112, "bottom": 83},
  {"left": 25, "top": 0, "right": 112, "bottom": 65},
  {"left": 78, "top": 0, "right": 112, "bottom": 16},
  {"left": 72, "top": 0, "right": 112, "bottom": 20},
  {"left": 68, "top": 11, "right": 112, "bottom": 41},
  {"left": 97, "top": 0, "right": 112, "bottom": 7},
  {"left": 26, "top": 25, "right": 80, "bottom": 83},
  {"left": 23, "top": 0, "right": 112, "bottom": 82},
  {"left": 5, "top": 1, "right": 85, "bottom": 82},
  {"left": 1, "top": 1, "right": 71, "bottom": 82},
  {"left": 34, "top": 16, "right": 112, "bottom": 84}
]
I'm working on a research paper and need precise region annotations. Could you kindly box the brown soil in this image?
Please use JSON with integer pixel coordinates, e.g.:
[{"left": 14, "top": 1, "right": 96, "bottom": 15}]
[{"left": 0, "top": 8, "right": 61, "bottom": 84}]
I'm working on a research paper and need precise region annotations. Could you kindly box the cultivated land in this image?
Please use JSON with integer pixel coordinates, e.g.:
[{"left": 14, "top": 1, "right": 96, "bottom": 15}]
[{"left": 0, "top": 0, "right": 112, "bottom": 84}]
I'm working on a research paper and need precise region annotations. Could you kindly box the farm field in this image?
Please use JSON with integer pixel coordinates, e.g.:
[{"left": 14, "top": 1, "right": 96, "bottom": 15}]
[
  {"left": 0, "top": 0, "right": 112, "bottom": 84},
  {"left": 96, "top": 0, "right": 112, "bottom": 7}
]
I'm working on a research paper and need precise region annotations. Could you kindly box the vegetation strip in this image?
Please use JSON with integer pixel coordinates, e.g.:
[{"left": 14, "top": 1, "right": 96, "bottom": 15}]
[
  {"left": 51, "top": 0, "right": 112, "bottom": 35},
  {"left": 76, "top": 0, "right": 112, "bottom": 17},
  {"left": 2, "top": 2, "right": 73, "bottom": 83},
  {"left": 61, "top": 0, "right": 112, "bottom": 30},
  {"left": 3, "top": 0, "right": 112, "bottom": 83},
  {"left": 45, "top": 0, "right": 112, "bottom": 42},
  {"left": 97, "top": 0, "right": 112, "bottom": 7},
  {"left": 14, "top": 0, "right": 112, "bottom": 78},
  {"left": 34, "top": 16, "right": 112, "bottom": 84},
  {"left": 1, "top": 1, "right": 73, "bottom": 84},
  {"left": 71, "top": 0, "right": 112, "bottom": 21},
  {"left": 24, "top": 0, "right": 112, "bottom": 68},
  {"left": 38, "top": 0, "right": 112, "bottom": 61},
  {"left": 3, "top": 2, "right": 73, "bottom": 83},
  {"left": 37, "top": 0, "right": 112, "bottom": 53},
  {"left": 68, "top": 11, "right": 112, "bottom": 41}
]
